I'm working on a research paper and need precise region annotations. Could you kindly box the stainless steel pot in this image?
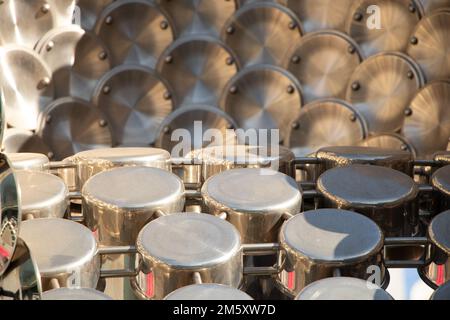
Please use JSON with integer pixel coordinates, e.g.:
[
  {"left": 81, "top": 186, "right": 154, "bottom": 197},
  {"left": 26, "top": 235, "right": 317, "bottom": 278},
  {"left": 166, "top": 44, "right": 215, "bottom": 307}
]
[
  {"left": 164, "top": 284, "right": 253, "bottom": 300},
  {"left": 7, "top": 153, "right": 50, "bottom": 172},
  {"left": 41, "top": 288, "right": 113, "bottom": 300}
]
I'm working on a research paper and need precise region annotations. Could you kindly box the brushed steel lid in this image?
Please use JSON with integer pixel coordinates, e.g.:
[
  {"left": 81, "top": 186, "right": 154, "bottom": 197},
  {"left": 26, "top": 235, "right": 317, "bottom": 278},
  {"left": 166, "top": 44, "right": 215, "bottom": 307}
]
[
  {"left": 72, "top": 147, "right": 170, "bottom": 167},
  {"left": 164, "top": 284, "right": 253, "bottom": 300},
  {"left": 281, "top": 209, "right": 383, "bottom": 263},
  {"left": 222, "top": 2, "right": 303, "bottom": 67},
  {"left": 156, "top": 0, "right": 237, "bottom": 38},
  {"left": 202, "top": 168, "right": 301, "bottom": 214},
  {"left": 358, "top": 134, "right": 416, "bottom": 156},
  {"left": 346, "top": 0, "right": 420, "bottom": 57},
  {"left": 16, "top": 171, "right": 68, "bottom": 219},
  {"left": 407, "top": 10, "right": 450, "bottom": 82},
  {"left": 0, "top": 0, "right": 56, "bottom": 47},
  {"left": 295, "top": 277, "right": 393, "bottom": 300},
  {"left": 76, "top": 0, "right": 114, "bottom": 31},
  {"left": 285, "top": 0, "right": 353, "bottom": 33},
  {"left": 286, "top": 31, "right": 362, "bottom": 103},
  {"left": 0, "top": 45, "right": 54, "bottom": 131},
  {"left": 416, "top": 0, "right": 450, "bottom": 15},
  {"left": 316, "top": 146, "right": 412, "bottom": 165},
  {"left": 42, "top": 288, "right": 113, "bottom": 300},
  {"left": 403, "top": 81, "right": 450, "bottom": 158},
  {"left": 7, "top": 153, "right": 50, "bottom": 171},
  {"left": 220, "top": 65, "right": 302, "bottom": 143},
  {"left": 95, "top": 0, "right": 174, "bottom": 68},
  {"left": 288, "top": 99, "right": 367, "bottom": 157},
  {"left": 432, "top": 166, "right": 450, "bottom": 197},
  {"left": 20, "top": 219, "right": 97, "bottom": 276},
  {"left": 37, "top": 97, "right": 113, "bottom": 161},
  {"left": 429, "top": 210, "right": 450, "bottom": 255},
  {"left": 346, "top": 52, "right": 424, "bottom": 134},
  {"left": 82, "top": 167, "right": 184, "bottom": 210},
  {"left": 137, "top": 213, "right": 241, "bottom": 269},
  {"left": 317, "top": 165, "right": 418, "bottom": 208},
  {"left": 158, "top": 36, "right": 238, "bottom": 107},
  {"left": 92, "top": 65, "right": 173, "bottom": 146}
]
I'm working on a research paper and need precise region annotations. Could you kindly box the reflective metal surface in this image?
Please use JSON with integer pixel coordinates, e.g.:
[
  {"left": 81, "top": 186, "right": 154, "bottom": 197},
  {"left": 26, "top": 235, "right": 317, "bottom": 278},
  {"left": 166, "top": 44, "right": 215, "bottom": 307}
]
[
  {"left": 0, "top": 154, "right": 20, "bottom": 277},
  {"left": 165, "top": 284, "right": 253, "bottom": 300},
  {"left": 77, "top": 0, "right": 114, "bottom": 31},
  {"left": 288, "top": 99, "right": 367, "bottom": 157},
  {"left": 286, "top": 31, "right": 362, "bottom": 103},
  {"left": 222, "top": 2, "right": 303, "bottom": 67},
  {"left": 417, "top": 0, "right": 450, "bottom": 14},
  {"left": 92, "top": 65, "right": 173, "bottom": 146},
  {"left": 37, "top": 97, "right": 113, "bottom": 161},
  {"left": 317, "top": 165, "right": 418, "bottom": 237},
  {"left": 0, "top": 0, "right": 56, "bottom": 48},
  {"left": 430, "top": 280, "right": 450, "bottom": 300},
  {"left": 403, "top": 81, "right": 450, "bottom": 158},
  {"left": 135, "top": 213, "right": 243, "bottom": 300},
  {"left": 6, "top": 153, "right": 50, "bottom": 172},
  {"left": 48, "top": 0, "right": 76, "bottom": 27},
  {"left": 202, "top": 168, "right": 302, "bottom": 243},
  {"left": 37, "top": 27, "right": 112, "bottom": 100},
  {"left": 155, "top": 105, "right": 237, "bottom": 154},
  {"left": 407, "top": 10, "right": 450, "bottom": 82},
  {"left": 16, "top": 171, "right": 69, "bottom": 219},
  {"left": 431, "top": 165, "right": 450, "bottom": 213},
  {"left": 158, "top": 36, "right": 238, "bottom": 107},
  {"left": 295, "top": 277, "right": 393, "bottom": 300},
  {"left": 285, "top": 0, "right": 353, "bottom": 33},
  {"left": 279, "top": 209, "right": 385, "bottom": 297},
  {"left": 0, "top": 46, "right": 54, "bottom": 130},
  {"left": 42, "top": 287, "right": 113, "bottom": 300},
  {"left": 316, "top": 146, "right": 413, "bottom": 176},
  {"left": 19, "top": 218, "right": 99, "bottom": 291},
  {"left": 346, "top": 0, "right": 421, "bottom": 57},
  {"left": 95, "top": 0, "right": 174, "bottom": 68},
  {"left": 358, "top": 134, "right": 416, "bottom": 157},
  {"left": 221, "top": 65, "right": 302, "bottom": 143},
  {"left": 1, "top": 129, "right": 50, "bottom": 155},
  {"left": 0, "top": 238, "right": 42, "bottom": 300},
  {"left": 346, "top": 52, "right": 424, "bottom": 134},
  {"left": 157, "top": 0, "right": 237, "bottom": 38}
]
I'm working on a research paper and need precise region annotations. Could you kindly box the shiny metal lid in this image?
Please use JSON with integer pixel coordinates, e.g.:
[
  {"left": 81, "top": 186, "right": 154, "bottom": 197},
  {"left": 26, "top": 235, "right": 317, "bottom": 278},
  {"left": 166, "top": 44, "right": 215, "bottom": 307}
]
[
  {"left": 346, "top": 52, "right": 424, "bottom": 134},
  {"left": 137, "top": 213, "right": 241, "bottom": 269},
  {"left": 0, "top": 45, "right": 54, "bottom": 130},
  {"left": 16, "top": 171, "right": 68, "bottom": 219},
  {"left": 42, "top": 288, "right": 113, "bottom": 300},
  {"left": 295, "top": 277, "right": 393, "bottom": 300},
  {"left": 416, "top": 0, "right": 450, "bottom": 15},
  {"left": 72, "top": 148, "right": 170, "bottom": 167},
  {"left": 346, "top": 0, "right": 420, "bottom": 57},
  {"left": 317, "top": 165, "right": 418, "bottom": 208},
  {"left": 407, "top": 10, "right": 450, "bottom": 82},
  {"left": 220, "top": 65, "right": 302, "bottom": 144},
  {"left": 37, "top": 97, "right": 113, "bottom": 161},
  {"left": 83, "top": 167, "right": 184, "bottom": 210},
  {"left": 285, "top": 0, "right": 353, "bottom": 33},
  {"left": 358, "top": 134, "right": 416, "bottom": 156},
  {"left": 429, "top": 210, "right": 450, "bottom": 255},
  {"left": 286, "top": 31, "right": 362, "bottom": 103},
  {"left": 403, "top": 81, "right": 450, "bottom": 158},
  {"left": 92, "top": 65, "right": 173, "bottom": 146},
  {"left": 36, "top": 27, "right": 111, "bottom": 100},
  {"left": 77, "top": 0, "right": 114, "bottom": 31},
  {"left": 20, "top": 219, "right": 97, "bottom": 276},
  {"left": 158, "top": 36, "right": 238, "bottom": 107},
  {"left": 432, "top": 166, "right": 450, "bottom": 197},
  {"left": 190, "top": 145, "right": 294, "bottom": 167},
  {"left": 155, "top": 105, "right": 237, "bottom": 154},
  {"left": 288, "top": 99, "right": 367, "bottom": 157},
  {"left": 157, "top": 0, "right": 237, "bottom": 38},
  {"left": 0, "top": 0, "right": 56, "bottom": 47},
  {"left": 202, "top": 168, "right": 301, "bottom": 214},
  {"left": 316, "top": 146, "right": 412, "bottom": 165},
  {"left": 164, "top": 284, "right": 253, "bottom": 300},
  {"left": 7, "top": 153, "right": 49, "bottom": 171},
  {"left": 1, "top": 129, "right": 50, "bottom": 155},
  {"left": 95, "top": 0, "right": 174, "bottom": 68},
  {"left": 222, "top": 2, "right": 303, "bottom": 67},
  {"left": 48, "top": 0, "right": 76, "bottom": 27},
  {"left": 430, "top": 279, "right": 450, "bottom": 300},
  {"left": 281, "top": 209, "right": 383, "bottom": 263}
]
